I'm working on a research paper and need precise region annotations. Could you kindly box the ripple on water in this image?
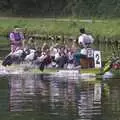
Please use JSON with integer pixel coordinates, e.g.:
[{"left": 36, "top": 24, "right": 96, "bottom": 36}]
[{"left": 5, "top": 73, "right": 102, "bottom": 120}]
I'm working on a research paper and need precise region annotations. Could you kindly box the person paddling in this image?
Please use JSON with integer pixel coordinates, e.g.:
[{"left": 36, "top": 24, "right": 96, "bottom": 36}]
[{"left": 9, "top": 26, "right": 24, "bottom": 53}]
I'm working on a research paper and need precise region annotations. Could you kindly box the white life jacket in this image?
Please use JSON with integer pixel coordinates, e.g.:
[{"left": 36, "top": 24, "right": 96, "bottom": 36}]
[
  {"left": 12, "top": 49, "right": 23, "bottom": 57},
  {"left": 78, "top": 34, "right": 94, "bottom": 48},
  {"left": 80, "top": 48, "right": 87, "bottom": 55}
]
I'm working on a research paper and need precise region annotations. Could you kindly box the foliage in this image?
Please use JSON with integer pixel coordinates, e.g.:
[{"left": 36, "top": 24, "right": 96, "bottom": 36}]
[{"left": 0, "top": 0, "right": 120, "bottom": 17}]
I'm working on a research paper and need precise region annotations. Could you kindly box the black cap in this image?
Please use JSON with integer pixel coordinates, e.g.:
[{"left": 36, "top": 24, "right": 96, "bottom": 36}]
[{"left": 80, "top": 28, "right": 85, "bottom": 33}]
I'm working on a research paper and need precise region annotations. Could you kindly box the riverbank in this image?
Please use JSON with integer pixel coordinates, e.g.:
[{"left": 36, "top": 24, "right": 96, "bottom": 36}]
[{"left": 0, "top": 17, "right": 120, "bottom": 41}]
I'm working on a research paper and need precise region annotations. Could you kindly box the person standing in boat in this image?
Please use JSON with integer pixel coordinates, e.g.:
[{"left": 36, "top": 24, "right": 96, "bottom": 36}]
[
  {"left": 78, "top": 28, "right": 94, "bottom": 50},
  {"left": 78, "top": 28, "right": 94, "bottom": 68},
  {"left": 73, "top": 28, "right": 94, "bottom": 67},
  {"left": 9, "top": 26, "right": 25, "bottom": 53}
]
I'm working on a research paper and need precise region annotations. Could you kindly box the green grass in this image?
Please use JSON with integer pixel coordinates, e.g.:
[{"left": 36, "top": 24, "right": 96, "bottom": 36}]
[
  {"left": 0, "top": 17, "right": 120, "bottom": 39},
  {"left": 0, "top": 37, "right": 9, "bottom": 45}
]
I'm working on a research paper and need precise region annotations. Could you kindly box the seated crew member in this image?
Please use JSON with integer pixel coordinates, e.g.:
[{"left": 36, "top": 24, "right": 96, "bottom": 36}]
[
  {"left": 41, "top": 42, "right": 49, "bottom": 52},
  {"left": 27, "top": 37, "right": 36, "bottom": 50}
]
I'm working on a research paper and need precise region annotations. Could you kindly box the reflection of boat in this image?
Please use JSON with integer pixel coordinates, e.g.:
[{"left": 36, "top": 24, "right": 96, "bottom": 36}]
[
  {"left": 9, "top": 74, "right": 50, "bottom": 112},
  {"left": 77, "top": 81, "right": 102, "bottom": 119}
]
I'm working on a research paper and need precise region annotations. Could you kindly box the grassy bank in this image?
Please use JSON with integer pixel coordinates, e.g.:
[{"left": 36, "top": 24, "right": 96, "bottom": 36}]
[{"left": 0, "top": 17, "right": 120, "bottom": 40}]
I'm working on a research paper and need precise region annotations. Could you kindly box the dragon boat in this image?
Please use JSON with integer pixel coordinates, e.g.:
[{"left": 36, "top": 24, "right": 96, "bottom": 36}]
[{"left": 0, "top": 48, "right": 120, "bottom": 79}]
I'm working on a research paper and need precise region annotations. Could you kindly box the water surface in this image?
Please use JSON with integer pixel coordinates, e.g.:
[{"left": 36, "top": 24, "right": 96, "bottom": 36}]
[
  {"left": 0, "top": 74, "right": 120, "bottom": 120},
  {"left": 0, "top": 37, "right": 120, "bottom": 120}
]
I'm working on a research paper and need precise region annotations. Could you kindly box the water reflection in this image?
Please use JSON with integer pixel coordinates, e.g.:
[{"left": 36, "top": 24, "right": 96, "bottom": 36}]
[
  {"left": 9, "top": 74, "right": 102, "bottom": 119},
  {"left": 9, "top": 74, "right": 50, "bottom": 112},
  {"left": 77, "top": 81, "right": 101, "bottom": 120},
  {"left": 102, "top": 79, "right": 120, "bottom": 120}
]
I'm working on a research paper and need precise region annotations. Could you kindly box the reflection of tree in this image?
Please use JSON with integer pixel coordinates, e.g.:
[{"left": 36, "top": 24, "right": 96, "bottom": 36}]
[
  {"left": 0, "top": 76, "right": 8, "bottom": 113},
  {"left": 102, "top": 79, "right": 120, "bottom": 119}
]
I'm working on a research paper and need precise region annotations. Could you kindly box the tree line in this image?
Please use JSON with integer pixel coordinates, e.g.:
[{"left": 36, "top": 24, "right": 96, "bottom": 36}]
[{"left": 0, "top": 0, "right": 120, "bottom": 17}]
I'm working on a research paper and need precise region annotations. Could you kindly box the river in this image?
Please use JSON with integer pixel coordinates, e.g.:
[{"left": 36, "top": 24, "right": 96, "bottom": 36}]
[
  {"left": 0, "top": 74, "right": 120, "bottom": 120},
  {"left": 0, "top": 38, "right": 120, "bottom": 120}
]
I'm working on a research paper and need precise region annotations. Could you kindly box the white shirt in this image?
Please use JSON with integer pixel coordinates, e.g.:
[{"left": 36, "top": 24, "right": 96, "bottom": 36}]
[
  {"left": 88, "top": 35, "right": 94, "bottom": 44},
  {"left": 78, "top": 34, "right": 94, "bottom": 48},
  {"left": 50, "top": 47, "right": 58, "bottom": 56}
]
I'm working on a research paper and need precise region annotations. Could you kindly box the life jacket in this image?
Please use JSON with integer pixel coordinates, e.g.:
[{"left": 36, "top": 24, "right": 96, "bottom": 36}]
[
  {"left": 11, "top": 32, "right": 21, "bottom": 41},
  {"left": 10, "top": 32, "right": 22, "bottom": 46},
  {"left": 79, "top": 34, "right": 93, "bottom": 48},
  {"left": 83, "top": 34, "right": 92, "bottom": 45}
]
